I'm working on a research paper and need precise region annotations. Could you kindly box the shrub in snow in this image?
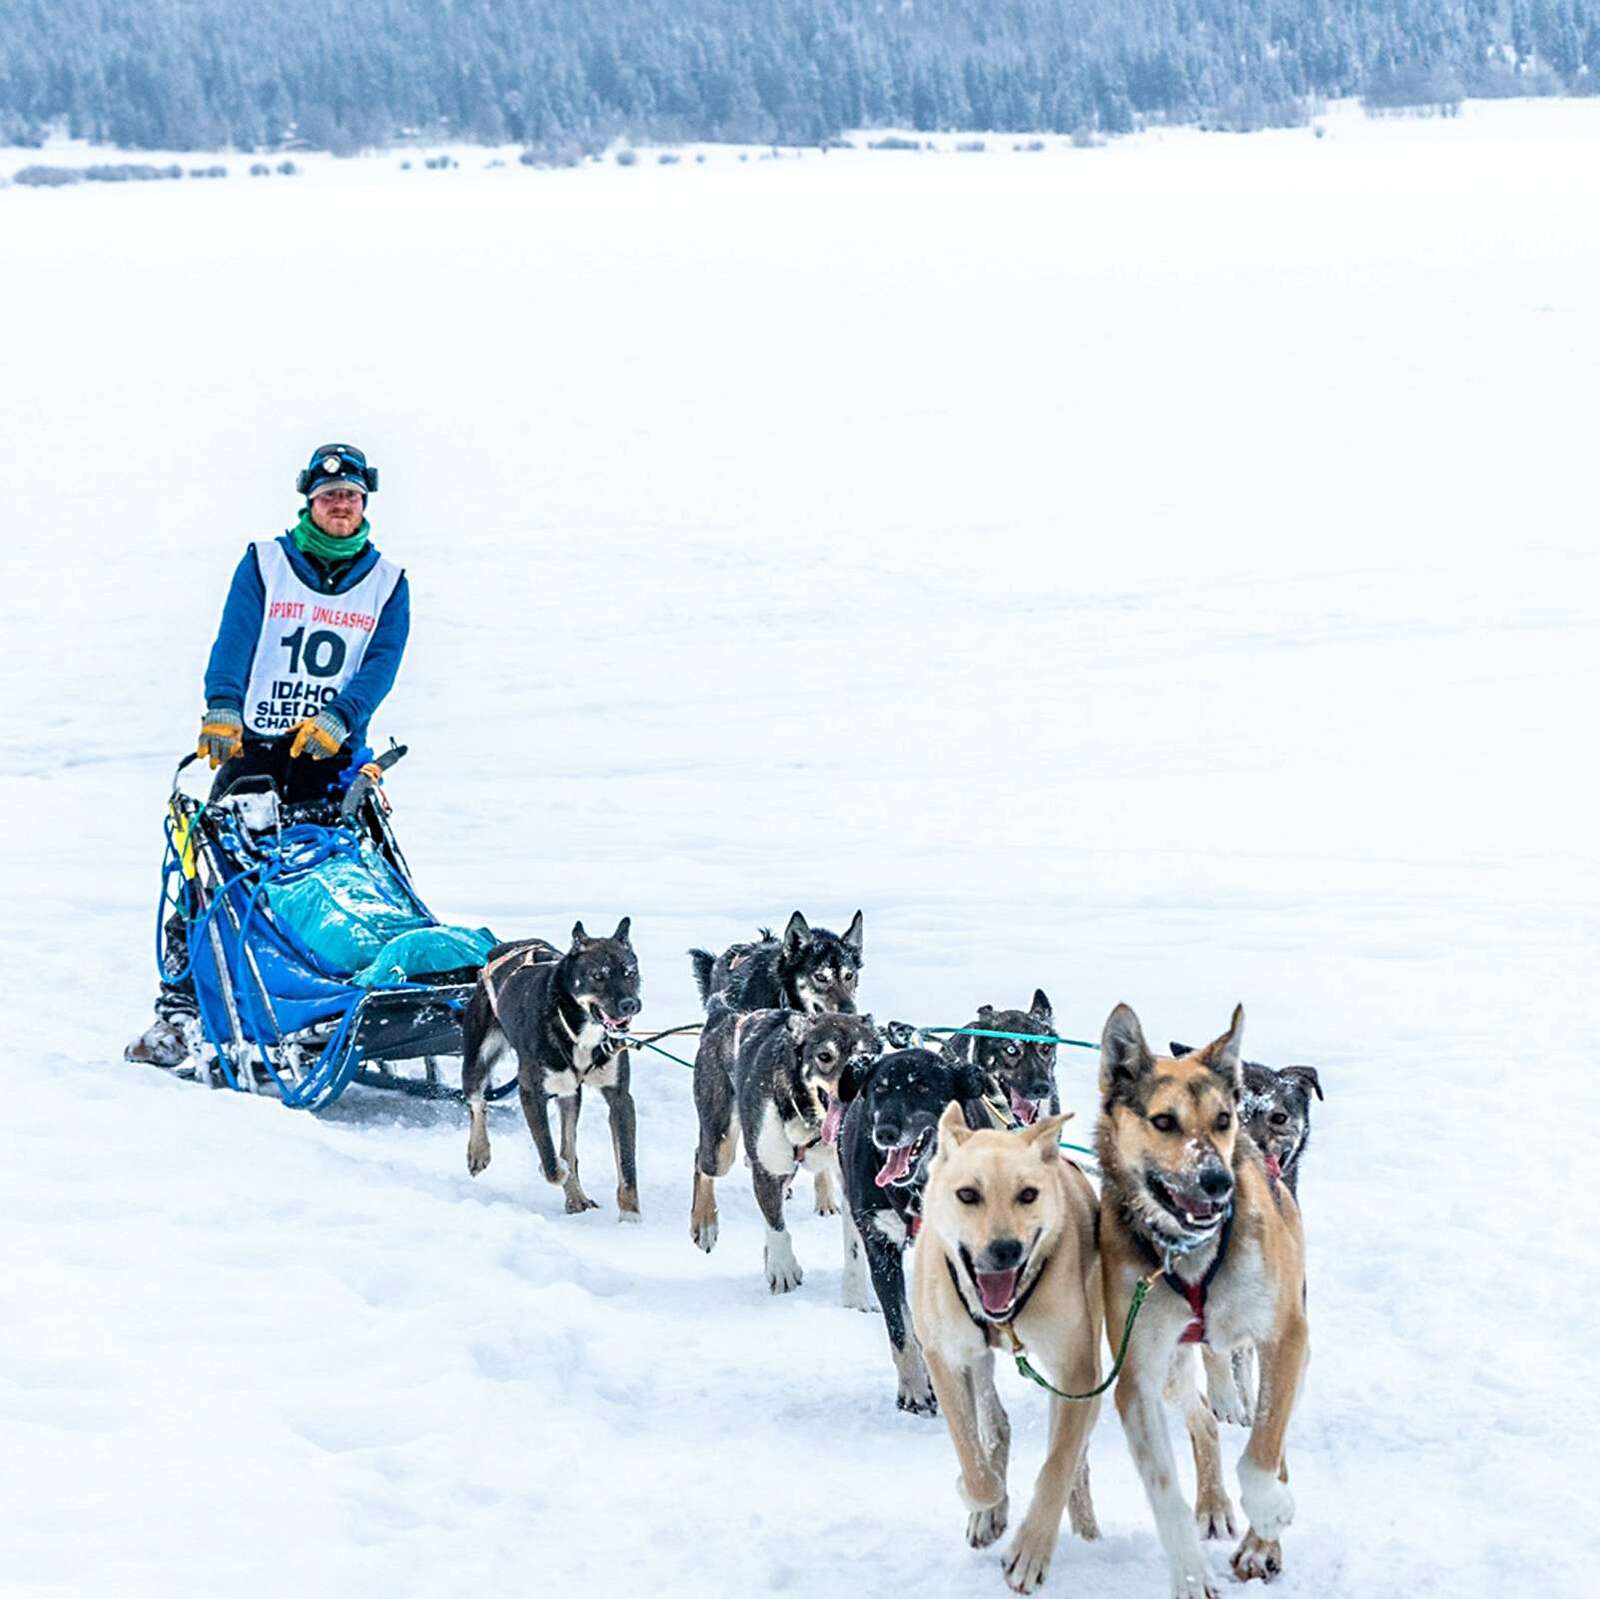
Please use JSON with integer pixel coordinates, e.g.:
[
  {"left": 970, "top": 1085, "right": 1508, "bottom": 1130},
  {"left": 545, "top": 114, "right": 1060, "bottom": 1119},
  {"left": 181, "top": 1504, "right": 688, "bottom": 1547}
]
[
  {"left": 423, "top": 154, "right": 456, "bottom": 170},
  {"left": 250, "top": 162, "right": 271, "bottom": 176},
  {"left": 868, "top": 135, "right": 921, "bottom": 150},
  {"left": 658, "top": 151, "right": 680, "bottom": 165},
  {"left": 614, "top": 147, "right": 638, "bottom": 166},
  {"left": 1013, "top": 138, "right": 1046, "bottom": 152},
  {"left": 956, "top": 139, "right": 986, "bottom": 152},
  {"left": 188, "top": 165, "right": 227, "bottom": 179},
  {"left": 14, "top": 165, "right": 81, "bottom": 186},
  {"left": 276, "top": 160, "right": 298, "bottom": 176},
  {"left": 695, "top": 152, "right": 706, "bottom": 163}
]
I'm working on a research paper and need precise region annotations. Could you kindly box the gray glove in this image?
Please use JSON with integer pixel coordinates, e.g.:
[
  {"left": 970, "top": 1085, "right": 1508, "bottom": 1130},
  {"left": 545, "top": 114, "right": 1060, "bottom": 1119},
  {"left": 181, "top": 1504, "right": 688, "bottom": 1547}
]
[
  {"left": 289, "top": 708, "right": 349, "bottom": 761},
  {"left": 196, "top": 705, "right": 244, "bottom": 769}
]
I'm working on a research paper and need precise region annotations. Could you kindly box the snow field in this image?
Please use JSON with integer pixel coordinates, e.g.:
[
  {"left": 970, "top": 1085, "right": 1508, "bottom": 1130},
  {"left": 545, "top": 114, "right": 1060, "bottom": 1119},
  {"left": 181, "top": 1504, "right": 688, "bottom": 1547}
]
[{"left": 1, "top": 96, "right": 1597, "bottom": 1597}]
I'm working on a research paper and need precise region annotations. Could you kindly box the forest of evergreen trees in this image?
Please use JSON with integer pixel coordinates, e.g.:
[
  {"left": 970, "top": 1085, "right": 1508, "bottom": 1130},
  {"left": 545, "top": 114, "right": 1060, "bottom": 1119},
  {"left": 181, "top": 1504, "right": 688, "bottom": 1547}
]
[{"left": 2, "top": 0, "right": 1597, "bottom": 152}]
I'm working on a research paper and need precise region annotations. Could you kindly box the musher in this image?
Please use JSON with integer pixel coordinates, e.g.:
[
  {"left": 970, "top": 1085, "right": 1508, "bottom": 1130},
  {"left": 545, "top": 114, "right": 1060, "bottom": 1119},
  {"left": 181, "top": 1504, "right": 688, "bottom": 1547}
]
[{"left": 125, "top": 442, "right": 411, "bottom": 1065}]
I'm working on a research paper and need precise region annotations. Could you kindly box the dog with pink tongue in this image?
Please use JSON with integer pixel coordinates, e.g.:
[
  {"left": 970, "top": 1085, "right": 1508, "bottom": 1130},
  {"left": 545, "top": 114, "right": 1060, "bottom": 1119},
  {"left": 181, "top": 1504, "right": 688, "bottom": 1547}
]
[{"left": 911, "top": 1103, "right": 1104, "bottom": 1595}]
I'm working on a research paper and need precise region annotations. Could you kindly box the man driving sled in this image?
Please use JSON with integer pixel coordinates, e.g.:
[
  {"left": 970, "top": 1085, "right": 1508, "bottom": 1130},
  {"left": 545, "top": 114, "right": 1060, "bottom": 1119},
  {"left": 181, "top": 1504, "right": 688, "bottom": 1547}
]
[{"left": 125, "top": 442, "right": 411, "bottom": 1066}]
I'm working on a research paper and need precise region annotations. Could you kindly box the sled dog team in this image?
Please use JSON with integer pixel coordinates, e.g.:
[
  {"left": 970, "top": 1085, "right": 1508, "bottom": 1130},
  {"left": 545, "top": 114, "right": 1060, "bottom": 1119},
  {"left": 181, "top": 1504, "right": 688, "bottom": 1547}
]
[{"left": 460, "top": 910, "right": 1324, "bottom": 1599}]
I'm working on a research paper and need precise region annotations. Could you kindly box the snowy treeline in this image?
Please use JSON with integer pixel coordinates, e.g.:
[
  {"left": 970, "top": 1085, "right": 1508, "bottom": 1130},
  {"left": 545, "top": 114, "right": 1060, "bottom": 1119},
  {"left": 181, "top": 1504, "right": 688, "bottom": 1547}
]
[{"left": 3, "top": 0, "right": 1597, "bottom": 151}]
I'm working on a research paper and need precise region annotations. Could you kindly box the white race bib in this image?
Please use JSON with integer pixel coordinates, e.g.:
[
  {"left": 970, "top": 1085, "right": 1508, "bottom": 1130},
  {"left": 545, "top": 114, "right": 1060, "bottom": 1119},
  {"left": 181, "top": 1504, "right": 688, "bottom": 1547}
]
[{"left": 243, "top": 540, "right": 403, "bottom": 735}]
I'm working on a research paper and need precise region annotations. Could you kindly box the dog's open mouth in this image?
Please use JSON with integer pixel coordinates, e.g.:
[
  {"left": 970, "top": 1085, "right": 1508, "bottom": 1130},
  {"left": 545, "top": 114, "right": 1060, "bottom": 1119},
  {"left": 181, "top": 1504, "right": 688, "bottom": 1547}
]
[
  {"left": 960, "top": 1247, "right": 1025, "bottom": 1317},
  {"left": 1009, "top": 1088, "right": 1043, "bottom": 1127},
  {"left": 1264, "top": 1152, "right": 1283, "bottom": 1182},
  {"left": 874, "top": 1129, "right": 930, "bottom": 1188},
  {"left": 1148, "top": 1170, "right": 1227, "bottom": 1234},
  {"left": 591, "top": 1004, "right": 633, "bottom": 1032},
  {"left": 820, "top": 1091, "right": 844, "bottom": 1146}
]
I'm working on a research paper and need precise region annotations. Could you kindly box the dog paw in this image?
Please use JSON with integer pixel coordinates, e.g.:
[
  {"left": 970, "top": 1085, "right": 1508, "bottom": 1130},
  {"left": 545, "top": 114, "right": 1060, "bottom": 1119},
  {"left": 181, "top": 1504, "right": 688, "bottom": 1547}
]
[
  {"left": 1003, "top": 1516, "right": 1060, "bottom": 1593},
  {"left": 466, "top": 1141, "right": 491, "bottom": 1176},
  {"left": 617, "top": 1207, "right": 642, "bottom": 1225},
  {"left": 1206, "top": 1376, "right": 1252, "bottom": 1428},
  {"left": 542, "top": 1159, "right": 570, "bottom": 1186},
  {"left": 691, "top": 1218, "right": 719, "bottom": 1253},
  {"left": 764, "top": 1247, "right": 804, "bottom": 1294},
  {"left": 564, "top": 1188, "right": 600, "bottom": 1214},
  {"left": 1195, "top": 1496, "right": 1238, "bottom": 1541},
  {"left": 897, "top": 1381, "right": 938, "bottom": 1417},
  {"left": 841, "top": 1280, "right": 876, "bottom": 1313},
  {"left": 1231, "top": 1532, "right": 1282, "bottom": 1583},
  {"left": 966, "top": 1496, "right": 1008, "bottom": 1549},
  {"left": 1166, "top": 1562, "right": 1219, "bottom": 1599},
  {"left": 1237, "top": 1458, "right": 1294, "bottom": 1540}
]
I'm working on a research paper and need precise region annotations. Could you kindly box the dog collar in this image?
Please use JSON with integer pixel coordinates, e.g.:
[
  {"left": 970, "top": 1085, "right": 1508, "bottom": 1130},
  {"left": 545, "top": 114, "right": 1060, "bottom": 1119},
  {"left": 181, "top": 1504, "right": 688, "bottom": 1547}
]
[{"left": 1126, "top": 1203, "right": 1235, "bottom": 1344}]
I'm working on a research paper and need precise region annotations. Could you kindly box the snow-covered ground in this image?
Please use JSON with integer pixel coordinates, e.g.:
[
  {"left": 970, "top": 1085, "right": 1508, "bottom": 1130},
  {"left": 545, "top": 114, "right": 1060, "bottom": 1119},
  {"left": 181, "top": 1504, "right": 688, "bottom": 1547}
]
[{"left": 2, "top": 97, "right": 1596, "bottom": 1598}]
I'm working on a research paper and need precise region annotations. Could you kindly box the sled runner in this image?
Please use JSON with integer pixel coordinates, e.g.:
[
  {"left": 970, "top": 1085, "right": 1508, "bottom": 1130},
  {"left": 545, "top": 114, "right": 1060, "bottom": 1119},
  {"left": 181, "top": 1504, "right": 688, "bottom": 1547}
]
[{"left": 151, "top": 747, "right": 510, "bottom": 1110}]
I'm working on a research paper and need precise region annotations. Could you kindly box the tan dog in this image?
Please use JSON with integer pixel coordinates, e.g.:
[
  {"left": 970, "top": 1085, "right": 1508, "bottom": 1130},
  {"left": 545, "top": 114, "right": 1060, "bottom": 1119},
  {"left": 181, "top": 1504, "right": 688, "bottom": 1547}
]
[
  {"left": 1096, "top": 1004, "right": 1309, "bottom": 1599},
  {"left": 911, "top": 1103, "right": 1104, "bottom": 1594}
]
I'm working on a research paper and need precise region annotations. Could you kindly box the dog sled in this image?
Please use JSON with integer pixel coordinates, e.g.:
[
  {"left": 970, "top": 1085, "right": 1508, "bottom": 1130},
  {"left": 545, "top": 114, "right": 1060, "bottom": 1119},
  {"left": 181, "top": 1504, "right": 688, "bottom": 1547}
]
[{"left": 150, "top": 747, "right": 512, "bottom": 1110}]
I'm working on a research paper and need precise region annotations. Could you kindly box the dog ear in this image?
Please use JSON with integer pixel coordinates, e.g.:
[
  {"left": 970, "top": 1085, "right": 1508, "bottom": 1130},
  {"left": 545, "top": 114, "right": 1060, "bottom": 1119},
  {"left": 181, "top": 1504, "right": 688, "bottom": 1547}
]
[
  {"left": 953, "top": 1056, "right": 989, "bottom": 1106},
  {"left": 1199, "top": 1005, "right": 1246, "bottom": 1095},
  {"left": 1031, "top": 989, "right": 1053, "bottom": 1024},
  {"left": 1282, "top": 1065, "right": 1323, "bottom": 1102},
  {"left": 977, "top": 1003, "right": 995, "bottom": 1021},
  {"left": 1168, "top": 1041, "right": 1194, "bottom": 1057},
  {"left": 782, "top": 911, "right": 810, "bottom": 961},
  {"left": 785, "top": 1011, "right": 810, "bottom": 1042},
  {"left": 1100, "top": 1004, "right": 1154, "bottom": 1103},
  {"left": 841, "top": 910, "right": 864, "bottom": 961},
  {"left": 612, "top": 916, "right": 631, "bottom": 945},
  {"left": 937, "top": 1099, "right": 973, "bottom": 1154},
  {"left": 570, "top": 920, "right": 588, "bottom": 949},
  {"left": 1019, "top": 1111, "right": 1068, "bottom": 1161},
  {"left": 836, "top": 1052, "right": 881, "bottom": 1104}
]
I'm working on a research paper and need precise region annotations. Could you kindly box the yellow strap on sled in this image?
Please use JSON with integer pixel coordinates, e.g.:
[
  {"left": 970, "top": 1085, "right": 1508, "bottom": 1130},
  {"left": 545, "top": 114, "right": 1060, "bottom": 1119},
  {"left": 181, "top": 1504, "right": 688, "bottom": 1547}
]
[{"left": 169, "top": 802, "right": 197, "bottom": 880}]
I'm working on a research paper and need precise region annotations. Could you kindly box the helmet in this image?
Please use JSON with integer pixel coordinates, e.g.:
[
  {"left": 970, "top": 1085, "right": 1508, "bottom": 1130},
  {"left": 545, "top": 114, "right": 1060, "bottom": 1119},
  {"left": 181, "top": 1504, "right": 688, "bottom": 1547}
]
[{"left": 297, "top": 442, "right": 379, "bottom": 499}]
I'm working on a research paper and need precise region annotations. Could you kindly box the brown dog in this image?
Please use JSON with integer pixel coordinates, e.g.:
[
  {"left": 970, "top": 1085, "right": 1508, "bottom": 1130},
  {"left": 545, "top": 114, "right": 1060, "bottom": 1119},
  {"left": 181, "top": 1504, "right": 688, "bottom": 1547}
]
[
  {"left": 911, "top": 1104, "right": 1104, "bottom": 1594},
  {"left": 1096, "top": 1004, "right": 1309, "bottom": 1598}
]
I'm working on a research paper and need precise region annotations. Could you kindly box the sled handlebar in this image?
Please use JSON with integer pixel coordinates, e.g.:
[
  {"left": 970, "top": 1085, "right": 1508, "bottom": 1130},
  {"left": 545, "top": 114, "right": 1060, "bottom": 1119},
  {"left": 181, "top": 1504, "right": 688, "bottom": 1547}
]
[{"left": 340, "top": 741, "right": 409, "bottom": 821}]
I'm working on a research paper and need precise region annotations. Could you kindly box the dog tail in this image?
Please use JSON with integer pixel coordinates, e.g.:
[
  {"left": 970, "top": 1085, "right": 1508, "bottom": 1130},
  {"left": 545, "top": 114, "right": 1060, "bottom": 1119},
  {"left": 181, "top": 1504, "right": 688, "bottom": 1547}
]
[{"left": 688, "top": 948, "right": 717, "bottom": 1007}]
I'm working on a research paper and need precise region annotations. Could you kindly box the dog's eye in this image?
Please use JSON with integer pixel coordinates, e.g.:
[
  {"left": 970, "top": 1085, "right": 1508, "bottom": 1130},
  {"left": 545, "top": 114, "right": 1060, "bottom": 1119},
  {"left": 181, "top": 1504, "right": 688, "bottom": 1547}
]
[
  {"left": 816, "top": 1046, "right": 837, "bottom": 1065},
  {"left": 1269, "top": 1111, "right": 1290, "bottom": 1127},
  {"left": 1151, "top": 1113, "right": 1179, "bottom": 1133},
  {"left": 956, "top": 1186, "right": 981, "bottom": 1205},
  {"left": 816, "top": 969, "right": 833, "bottom": 983},
  {"left": 1016, "top": 1186, "right": 1039, "bottom": 1205},
  {"left": 843, "top": 969, "right": 857, "bottom": 985},
  {"left": 1215, "top": 1112, "right": 1232, "bottom": 1132}
]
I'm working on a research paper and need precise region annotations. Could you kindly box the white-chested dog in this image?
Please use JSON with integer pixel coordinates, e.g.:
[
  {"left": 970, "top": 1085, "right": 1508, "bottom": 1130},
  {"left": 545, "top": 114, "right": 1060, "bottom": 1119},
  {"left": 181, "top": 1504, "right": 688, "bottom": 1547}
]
[
  {"left": 911, "top": 1103, "right": 1104, "bottom": 1594},
  {"left": 1097, "top": 1004, "right": 1309, "bottom": 1598}
]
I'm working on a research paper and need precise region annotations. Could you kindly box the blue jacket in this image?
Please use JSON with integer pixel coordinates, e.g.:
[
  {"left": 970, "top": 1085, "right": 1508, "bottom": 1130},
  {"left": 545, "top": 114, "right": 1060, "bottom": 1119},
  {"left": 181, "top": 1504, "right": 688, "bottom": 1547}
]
[{"left": 204, "top": 533, "right": 410, "bottom": 746}]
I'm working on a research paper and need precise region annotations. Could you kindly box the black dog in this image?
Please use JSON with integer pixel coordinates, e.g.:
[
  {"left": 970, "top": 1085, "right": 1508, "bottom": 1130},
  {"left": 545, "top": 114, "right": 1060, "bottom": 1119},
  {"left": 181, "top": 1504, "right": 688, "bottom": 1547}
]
[
  {"left": 462, "top": 920, "right": 641, "bottom": 1220},
  {"left": 1171, "top": 1042, "right": 1323, "bottom": 1195},
  {"left": 689, "top": 1000, "right": 881, "bottom": 1300},
  {"left": 950, "top": 990, "right": 1060, "bottom": 1126},
  {"left": 835, "top": 1046, "right": 990, "bottom": 1414},
  {"left": 689, "top": 910, "right": 863, "bottom": 1015}
]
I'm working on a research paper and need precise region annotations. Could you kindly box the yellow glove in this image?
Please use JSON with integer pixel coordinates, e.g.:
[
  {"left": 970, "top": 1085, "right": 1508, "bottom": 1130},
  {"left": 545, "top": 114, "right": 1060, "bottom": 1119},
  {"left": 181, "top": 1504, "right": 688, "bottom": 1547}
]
[
  {"left": 197, "top": 706, "right": 244, "bottom": 769},
  {"left": 288, "top": 710, "right": 349, "bottom": 761}
]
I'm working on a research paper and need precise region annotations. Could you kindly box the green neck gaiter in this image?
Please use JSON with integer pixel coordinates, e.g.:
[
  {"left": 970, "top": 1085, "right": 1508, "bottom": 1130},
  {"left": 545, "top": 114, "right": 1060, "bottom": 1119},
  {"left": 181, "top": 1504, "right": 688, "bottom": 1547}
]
[{"left": 292, "top": 508, "right": 371, "bottom": 565}]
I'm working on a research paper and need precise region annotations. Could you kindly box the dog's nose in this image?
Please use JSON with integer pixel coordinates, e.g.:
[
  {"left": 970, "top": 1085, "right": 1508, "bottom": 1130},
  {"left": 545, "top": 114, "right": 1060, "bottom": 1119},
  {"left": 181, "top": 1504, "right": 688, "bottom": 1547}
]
[
  {"left": 872, "top": 1123, "right": 903, "bottom": 1151},
  {"left": 983, "top": 1237, "right": 1025, "bottom": 1271},
  {"left": 1198, "top": 1165, "right": 1234, "bottom": 1200},
  {"left": 617, "top": 996, "right": 640, "bottom": 1018}
]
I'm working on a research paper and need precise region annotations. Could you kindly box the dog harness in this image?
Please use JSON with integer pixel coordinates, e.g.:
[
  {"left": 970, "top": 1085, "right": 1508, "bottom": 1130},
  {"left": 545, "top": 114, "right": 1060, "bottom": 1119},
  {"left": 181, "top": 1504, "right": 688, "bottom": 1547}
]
[
  {"left": 1137, "top": 1208, "right": 1235, "bottom": 1345},
  {"left": 479, "top": 939, "right": 560, "bottom": 1024}
]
